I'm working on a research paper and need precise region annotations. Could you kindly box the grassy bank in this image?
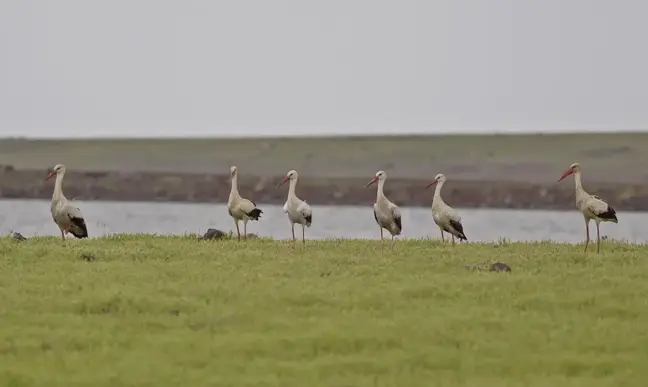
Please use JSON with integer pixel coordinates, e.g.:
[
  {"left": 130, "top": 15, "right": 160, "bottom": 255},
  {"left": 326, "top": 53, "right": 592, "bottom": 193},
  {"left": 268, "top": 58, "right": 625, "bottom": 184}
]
[{"left": 0, "top": 236, "right": 646, "bottom": 386}]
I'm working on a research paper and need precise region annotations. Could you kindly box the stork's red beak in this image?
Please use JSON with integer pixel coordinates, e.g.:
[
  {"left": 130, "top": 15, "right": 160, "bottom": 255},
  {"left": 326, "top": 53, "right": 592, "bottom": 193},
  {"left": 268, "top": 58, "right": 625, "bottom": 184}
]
[
  {"left": 557, "top": 168, "right": 573, "bottom": 182},
  {"left": 365, "top": 177, "right": 378, "bottom": 187},
  {"left": 425, "top": 180, "right": 438, "bottom": 189},
  {"left": 276, "top": 176, "right": 289, "bottom": 187},
  {"left": 45, "top": 171, "right": 56, "bottom": 181}
]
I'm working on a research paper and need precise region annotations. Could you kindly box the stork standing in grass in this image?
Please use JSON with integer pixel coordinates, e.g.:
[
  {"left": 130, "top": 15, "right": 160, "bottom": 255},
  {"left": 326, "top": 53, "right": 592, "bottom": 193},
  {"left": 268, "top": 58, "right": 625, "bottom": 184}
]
[
  {"left": 45, "top": 164, "right": 88, "bottom": 241},
  {"left": 227, "top": 166, "right": 263, "bottom": 241},
  {"left": 277, "top": 169, "right": 312, "bottom": 244},
  {"left": 557, "top": 162, "right": 618, "bottom": 253},
  {"left": 425, "top": 173, "right": 467, "bottom": 244},
  {"left": 366, "top": 170, "right": 402, "bottom": 246}
]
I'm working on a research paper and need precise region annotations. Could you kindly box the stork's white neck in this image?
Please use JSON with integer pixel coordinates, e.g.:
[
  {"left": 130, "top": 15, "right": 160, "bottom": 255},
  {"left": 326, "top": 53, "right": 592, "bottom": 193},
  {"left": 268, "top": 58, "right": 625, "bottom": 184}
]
[
  {"left": 52, "top": 172, "right": 65, "bottom": 201},
  {"left": 433, "top": 180, "right": 445, "bottom": 203},
  {"left": 288, "top": 177, "right": 298, "bottom": 198},
  {"left": 229, "top": 173, "right": 240, "bottom": 198},
  {"left": 573, "top": 170, "right": 585, "bottom": 195},
  {"left": 376, "top": 178, "right": 386, "bottom": 202}
]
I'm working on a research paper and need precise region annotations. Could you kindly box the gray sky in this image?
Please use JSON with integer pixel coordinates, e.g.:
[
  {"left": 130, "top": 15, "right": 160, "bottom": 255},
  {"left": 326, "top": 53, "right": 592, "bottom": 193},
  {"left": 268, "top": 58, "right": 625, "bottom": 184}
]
[{"left": 1, "top": 0, "right": 647, "bottom": 138}]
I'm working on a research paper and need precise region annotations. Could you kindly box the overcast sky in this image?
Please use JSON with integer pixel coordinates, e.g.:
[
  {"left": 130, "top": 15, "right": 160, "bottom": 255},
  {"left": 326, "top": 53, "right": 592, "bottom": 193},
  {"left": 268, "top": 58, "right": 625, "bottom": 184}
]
[{"left": 1, "top": 0, "right": 647, "bottom": 138}]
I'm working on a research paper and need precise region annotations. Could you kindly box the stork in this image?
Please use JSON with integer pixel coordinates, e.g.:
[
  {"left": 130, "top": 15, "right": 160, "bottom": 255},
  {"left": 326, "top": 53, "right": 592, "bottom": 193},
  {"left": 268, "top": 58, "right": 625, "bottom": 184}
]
[
  {"left": 425, "top": 173, "right": 467, "bottom": 244},
  {"left": 557, "top": 162, "right": 618, "bottom": 253},
  {"left": 277, "top": 169, "right": 312, "bottom": 244},
  {"left": 227, "top": 166, "right": 263, "bottom": 241},
  {"left": 45, "top": 164, "right": 88, "bottom": 241},
  {"left": 366, "top": 170, "right": 402, "bottom": 246}
]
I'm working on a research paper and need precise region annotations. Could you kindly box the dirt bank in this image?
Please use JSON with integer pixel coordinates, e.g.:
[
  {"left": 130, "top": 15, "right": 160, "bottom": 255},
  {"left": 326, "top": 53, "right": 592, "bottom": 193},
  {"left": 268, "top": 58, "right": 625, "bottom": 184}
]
[{"left": 2, "top": 166, "right": 647, "bottom": 211}]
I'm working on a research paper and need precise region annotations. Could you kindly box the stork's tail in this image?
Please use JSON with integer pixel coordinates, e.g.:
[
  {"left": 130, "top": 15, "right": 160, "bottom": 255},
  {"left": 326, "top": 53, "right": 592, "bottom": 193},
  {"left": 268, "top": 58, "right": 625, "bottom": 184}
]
[
  {"left": 599, "top": 206, "right": 618, "bottom": 223},
  {"left": 69, "top": 217, "right": 88, "bottom": 238},
  {"left": 247, "top": 208, "right": 263, "bottom": 221},
  {"left": 449, "top": 219, "right": 467, "bottom": 241}
]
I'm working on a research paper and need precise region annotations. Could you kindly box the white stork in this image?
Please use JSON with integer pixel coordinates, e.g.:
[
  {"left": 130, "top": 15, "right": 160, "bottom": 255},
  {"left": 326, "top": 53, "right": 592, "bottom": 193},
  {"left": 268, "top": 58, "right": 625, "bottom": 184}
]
[
  {"left": 425, "top": 173, "right": 467, "bottom": 244},
  {"left": 227, "top": 166, "right": 263, "bottom": 241},
  {"left": 277, "top": 169, "right": 312, "bottom": 244},
  {"left": 45, "top": 164, "right": 88, "bottom": 241},
  {"left": 366, "top": 170, "right": 402, "bottom": 246},
  {"left": 557, "top": 162, "right": 618, "bottom": 253}
]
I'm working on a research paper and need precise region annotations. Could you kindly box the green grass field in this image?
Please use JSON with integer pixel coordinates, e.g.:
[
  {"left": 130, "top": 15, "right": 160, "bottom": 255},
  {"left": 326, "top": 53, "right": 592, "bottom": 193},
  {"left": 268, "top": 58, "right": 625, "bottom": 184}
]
[
  {"left": 0, "top": 132, "right": 646, "bottom": 182},
  {"left": 0, "top": 235, "right": 646, "bottom": 386}
]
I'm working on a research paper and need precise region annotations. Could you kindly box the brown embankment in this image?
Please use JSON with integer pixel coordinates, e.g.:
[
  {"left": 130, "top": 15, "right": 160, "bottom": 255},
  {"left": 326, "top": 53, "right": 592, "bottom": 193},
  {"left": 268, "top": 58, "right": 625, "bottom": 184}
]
[{"left": 2, "top": 165, "right": 647, "bottom": 211}]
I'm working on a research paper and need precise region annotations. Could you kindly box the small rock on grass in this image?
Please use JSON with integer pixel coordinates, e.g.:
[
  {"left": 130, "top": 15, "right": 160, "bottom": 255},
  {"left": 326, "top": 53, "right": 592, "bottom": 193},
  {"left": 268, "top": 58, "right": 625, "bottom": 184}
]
[
  {"left": 490, "top": 262, "right": 511, "bottom": 272},
  {"left": 79, "top": 254, "right": 96, "bottom": 262},
  {"left": 11, "top": 232, "right": 27, "bottom": 241},
  {"left": 199, "top": 228, "right": 227, "bottom": 240},
  {"left": 465, "top": 261, "right": 512, "bottom": 272}
]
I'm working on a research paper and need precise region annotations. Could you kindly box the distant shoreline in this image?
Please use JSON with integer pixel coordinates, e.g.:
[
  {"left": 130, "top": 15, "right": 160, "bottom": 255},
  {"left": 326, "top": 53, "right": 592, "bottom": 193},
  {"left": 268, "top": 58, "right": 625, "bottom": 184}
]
[
  {"left": 0, "top": 132, "right": 646, "bottom": 210},
  {"left": 2, "top": 167, "right": 647, "bottom": 211}
]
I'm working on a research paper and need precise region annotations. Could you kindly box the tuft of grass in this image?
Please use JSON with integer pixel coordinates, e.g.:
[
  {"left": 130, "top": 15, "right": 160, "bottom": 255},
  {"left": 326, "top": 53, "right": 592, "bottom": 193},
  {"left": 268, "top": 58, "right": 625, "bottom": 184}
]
[{"left": 0, "top": 235, "right": 646, "bottom": 386}]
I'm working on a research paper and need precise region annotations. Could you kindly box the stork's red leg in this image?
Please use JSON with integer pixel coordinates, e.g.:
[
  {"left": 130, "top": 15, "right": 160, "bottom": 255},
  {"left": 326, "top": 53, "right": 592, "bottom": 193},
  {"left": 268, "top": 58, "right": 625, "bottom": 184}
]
[
  {"left": 584, "top": 219, "right": 590, "bottom": 252},
  {"left": 234, "top": 220, "right": 240, "bottom": 241},
  {"left": 596, "top": 222, "right": 601, "bottom": 254}
]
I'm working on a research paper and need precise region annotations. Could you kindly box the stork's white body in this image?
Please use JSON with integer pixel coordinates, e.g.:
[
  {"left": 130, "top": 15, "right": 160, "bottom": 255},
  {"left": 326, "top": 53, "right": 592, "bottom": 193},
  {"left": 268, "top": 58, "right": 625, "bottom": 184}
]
[
  {"left": 558, "top": 163, "right": 618, "bottom": 253},
  {"left": 427, "top": 174, "right": 467, "bottom": 244},
  {"left": 46, "top": 164, "right": 88, "bottom": 241},
  {"left": 367, "top": 171, "right": 402, "bottom": 245},
  {"left": 278, "top": 170, "right": 312, "bottom": 243},
  {"left": 227, "top": 166, "right": 263, "bottom": 240}
]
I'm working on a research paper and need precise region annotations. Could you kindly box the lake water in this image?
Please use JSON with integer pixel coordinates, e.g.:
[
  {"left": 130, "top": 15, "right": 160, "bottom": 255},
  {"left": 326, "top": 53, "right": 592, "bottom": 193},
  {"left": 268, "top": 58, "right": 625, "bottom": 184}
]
[{"left": 1, "top": 199, "right": 646, "bottom": 243}]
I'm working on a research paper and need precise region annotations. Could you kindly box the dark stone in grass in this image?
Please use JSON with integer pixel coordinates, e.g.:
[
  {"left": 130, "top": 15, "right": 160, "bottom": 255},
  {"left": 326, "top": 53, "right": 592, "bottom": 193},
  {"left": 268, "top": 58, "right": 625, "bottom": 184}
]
[
  {"left": 490, "top": 262, "right": 511, "bottom": 272},
  {"left": 199, "top": 228, "right": 227, "bottom": 240},
  {"left": 11, "top": 232, "right": 26, "bottom": 241},
  {"left": 80, "top": 254, "right": 96, "bottom": 262}
]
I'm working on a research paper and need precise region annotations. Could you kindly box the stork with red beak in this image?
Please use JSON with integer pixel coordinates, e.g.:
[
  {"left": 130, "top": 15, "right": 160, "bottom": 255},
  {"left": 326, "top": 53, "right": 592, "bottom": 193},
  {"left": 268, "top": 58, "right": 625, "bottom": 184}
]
[
  {"left": 425, "top": 173, "right": 467, "bottom": 244},
  {"left": 45, "top": 164, "right": 88, "bottom": 241},
  {"left": 227, "top": 166, "right": 263, "bottom": 241},
  {"left": 557, "top": 162, "right": 618, "bottom": 253},
  {"left": 366, "top": 170, "right": 402, "bottom": 246},
  {"left": 276, "top": 169, "right": 312, "bottom": 244}
]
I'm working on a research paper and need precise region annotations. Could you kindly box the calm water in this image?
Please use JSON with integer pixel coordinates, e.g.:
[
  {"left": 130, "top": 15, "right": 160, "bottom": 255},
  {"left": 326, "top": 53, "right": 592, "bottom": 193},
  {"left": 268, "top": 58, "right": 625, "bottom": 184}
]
[{"left": 0, "top": 199, "right": 646, "bottom": 243}]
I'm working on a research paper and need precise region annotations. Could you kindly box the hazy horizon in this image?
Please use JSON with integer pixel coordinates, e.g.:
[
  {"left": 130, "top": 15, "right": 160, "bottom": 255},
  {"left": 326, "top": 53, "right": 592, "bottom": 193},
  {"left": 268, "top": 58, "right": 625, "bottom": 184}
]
[{"left": 2, "top": 0, "right": 648, "bottom": 138}]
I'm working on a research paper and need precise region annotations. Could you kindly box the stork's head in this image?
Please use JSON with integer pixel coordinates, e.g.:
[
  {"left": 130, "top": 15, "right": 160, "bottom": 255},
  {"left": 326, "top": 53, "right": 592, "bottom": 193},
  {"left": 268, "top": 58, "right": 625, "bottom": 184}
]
[
  {"left": 230, "top": 166, "right": 237, "bottom": 178},
  {"left": 277, "top": 169, "right": 298, "bottom": 187},
  {"left": 425, "top": 173, "right": 446, "bottom": 188},
  {"left": 557, "top": 162, "right": 580, "bottom": 182},
  {"left": 45, "top": 164, "right": 66, "bottom": 181},
  {"left": 365, "top": 170, "right": 386, "bottom": 187}
]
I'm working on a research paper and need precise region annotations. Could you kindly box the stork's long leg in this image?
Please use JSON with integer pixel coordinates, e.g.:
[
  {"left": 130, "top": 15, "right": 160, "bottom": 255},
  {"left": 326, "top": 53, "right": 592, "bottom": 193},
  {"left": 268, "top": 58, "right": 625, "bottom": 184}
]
[
  {"left": 60, "top": 229, "right": 65, "bottom": 241},
  {"left": 291, "top": 224, "right": 296, "bottom": 242},
  {"left": 596, "top": 221, "right": 601, "bottom": 254},
  {"left": 302, "top": 225, "right": 305, "bottom": 245},
  {"left": 243, "top": 220, "right": 248, "bottom": 240},
  {"left": 391, "top": 235, "right": 395, "bottom": 249},
  {"left": 234, "top": 220, "right": 241, "bottom": 241},
  {"left": 440, "top": 230, "right": 445, "bottom": 242},
  {"left": 380, "top": 227, "right": 384, "bottom": 241},
  {"left": 452, "top": 235, "right": 456, "bottom": 245},
  {"left": 584, "top": 218, "right": 590, "bottom": 252}
]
